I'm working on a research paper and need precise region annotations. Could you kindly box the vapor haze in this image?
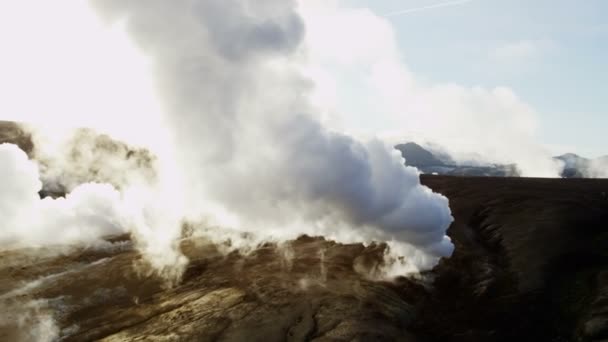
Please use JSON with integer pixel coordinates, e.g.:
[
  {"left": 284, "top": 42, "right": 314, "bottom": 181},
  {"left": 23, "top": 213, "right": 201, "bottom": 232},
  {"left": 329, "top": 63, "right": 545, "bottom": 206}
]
[
  {"left": 300, "top": 1, "right": 564, "bottom": 178},
  {"left": 588, "top": 157, "right": 608, "bottom": 178},
  {"left": 0, "top": 142, "right": 186, "bottom": 280},
  {"left": 0, "top": 0, "right": 573, "bottom": 282},
  {"left": 0, "top": 143, "right": 125, "bottom": 249},
  {"left": 92, "top": 0, "right": 455, "bottom": 272}
]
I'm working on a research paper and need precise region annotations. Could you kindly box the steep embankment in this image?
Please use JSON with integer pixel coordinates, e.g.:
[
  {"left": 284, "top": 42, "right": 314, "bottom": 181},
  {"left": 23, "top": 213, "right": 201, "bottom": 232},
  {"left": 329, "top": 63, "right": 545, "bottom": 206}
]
[{"left": 419, "top": 175, "right": 608, "bottom": 341}]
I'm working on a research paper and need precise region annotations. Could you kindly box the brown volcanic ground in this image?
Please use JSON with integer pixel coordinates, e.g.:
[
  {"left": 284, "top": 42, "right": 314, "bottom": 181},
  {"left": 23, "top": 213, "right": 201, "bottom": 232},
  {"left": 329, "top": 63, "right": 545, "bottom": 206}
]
[{"left": 1, "top": 122, "right": 608, "bottom": 341}]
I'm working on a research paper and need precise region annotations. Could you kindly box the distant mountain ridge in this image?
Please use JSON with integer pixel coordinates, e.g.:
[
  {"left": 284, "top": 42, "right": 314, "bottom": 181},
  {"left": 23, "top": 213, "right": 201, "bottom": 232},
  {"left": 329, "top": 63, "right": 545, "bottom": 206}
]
[
  {"left": 396, "top": 142, "right": 606, "bottom": 178},
  {"left": 394, "top": 142, "right": 446, "bottom": 167},
  {"left": 395, "top": 142, "right": 520, "bottom": 177}
]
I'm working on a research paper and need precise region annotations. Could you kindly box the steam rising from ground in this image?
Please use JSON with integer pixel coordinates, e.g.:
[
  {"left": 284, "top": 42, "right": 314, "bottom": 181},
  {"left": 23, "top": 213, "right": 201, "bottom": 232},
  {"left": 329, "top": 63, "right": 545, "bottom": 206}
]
[
  {"left": 2, "top": 1, "right": 599, "bottom": 339},
  {"left": 0, "top": 143, "right": 186, "bottom": 279},
  {"left": 0, "top": 299, "right": 59, "bottom": 342},
  {"left": 91, "top": 0, "right": 454, "bottom": 268},
  {"left": 1, "top": 0, "right": 464, "bottom": 280},
  {"left": 1, "top": 0, "right": 590, "bottom": 284},
  {"left": 0, "top": 143, "right": 125, "bottom": 248}
]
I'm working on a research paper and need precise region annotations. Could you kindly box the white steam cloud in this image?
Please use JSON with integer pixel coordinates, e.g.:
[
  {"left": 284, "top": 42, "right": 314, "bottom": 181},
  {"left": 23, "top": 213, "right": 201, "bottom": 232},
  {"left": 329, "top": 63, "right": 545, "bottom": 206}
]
[
  {"left": 90, "top": 0, "right": 454, "bottom": 270},
  {"left": 0, "top": 143, "right": 186, "bottom": 279},
  {"left": 0, "top": 0, "right": 466, "bottom": 278},
  {"left": 300, "top": 2, "right": 564, "bottom": 177},
  {"left": 0, "top": 143, "right": 125, "bottom": 248},
  {"left": 0, "top": 0, "right": 579, "bottom": 281}
]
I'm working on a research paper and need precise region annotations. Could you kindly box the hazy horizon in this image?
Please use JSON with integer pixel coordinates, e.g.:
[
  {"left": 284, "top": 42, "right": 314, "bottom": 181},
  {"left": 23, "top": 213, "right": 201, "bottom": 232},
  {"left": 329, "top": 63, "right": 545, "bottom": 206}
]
[{"left": 346, "top": 0, "right": 607, "bottom": 158}]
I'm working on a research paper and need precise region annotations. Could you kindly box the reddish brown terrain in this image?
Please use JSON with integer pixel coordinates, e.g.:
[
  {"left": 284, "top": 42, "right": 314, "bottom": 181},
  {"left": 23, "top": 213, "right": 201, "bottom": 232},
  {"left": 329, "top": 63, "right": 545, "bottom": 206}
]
[{"left": 1, "top": 121, "right": 608, "bottom": 341}]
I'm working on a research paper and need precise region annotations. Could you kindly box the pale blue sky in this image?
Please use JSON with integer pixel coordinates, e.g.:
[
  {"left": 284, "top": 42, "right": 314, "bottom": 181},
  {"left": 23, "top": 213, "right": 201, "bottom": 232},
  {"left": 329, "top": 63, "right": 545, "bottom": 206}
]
[{"left": 348, "top": 0, "right": 607, "bottom": 157}]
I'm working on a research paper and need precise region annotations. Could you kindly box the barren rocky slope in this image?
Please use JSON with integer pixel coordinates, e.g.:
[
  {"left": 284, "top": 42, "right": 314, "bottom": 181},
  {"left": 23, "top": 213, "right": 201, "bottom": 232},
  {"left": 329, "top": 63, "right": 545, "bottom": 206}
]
[{"left": 1, "top": 122, "right": 608, "bottom": 341}]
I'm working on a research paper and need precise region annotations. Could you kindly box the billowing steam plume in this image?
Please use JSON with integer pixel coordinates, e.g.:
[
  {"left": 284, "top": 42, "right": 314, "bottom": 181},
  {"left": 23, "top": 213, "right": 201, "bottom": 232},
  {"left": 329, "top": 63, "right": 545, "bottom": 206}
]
[
  {"left": 0, "top": 0, "right": 456, "bottom": 279},
  {"left": 91, "top": 0, "right": 454, "bottom": 270},
  {"left": 0, "top": 143, "right": 126, "bottom": 248},
  {"left": 0, "top": 142, "right": 186, "bottom": 280}
]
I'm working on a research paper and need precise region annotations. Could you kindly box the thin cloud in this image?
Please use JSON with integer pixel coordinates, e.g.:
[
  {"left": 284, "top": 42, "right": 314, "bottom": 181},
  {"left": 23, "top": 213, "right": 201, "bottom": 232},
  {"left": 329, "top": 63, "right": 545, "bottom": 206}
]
[
  {"left": 490, "top": 39, "right": 557, "bottom": 64},
  {"left": 384, "top": 0, "right": 474, "bottom": 17}
]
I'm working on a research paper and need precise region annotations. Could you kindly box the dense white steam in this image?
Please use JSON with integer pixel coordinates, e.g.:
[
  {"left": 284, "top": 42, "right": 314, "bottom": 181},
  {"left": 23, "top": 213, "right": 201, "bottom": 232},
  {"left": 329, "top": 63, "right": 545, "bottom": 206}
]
[
  {"left": 0, "top": 143, "right": 126, "bottom": 248},
  {"left": 0, "top": 0, "right": 461, "bottom": 276},
  {"left": 91, "top": 0, "right": 454, "bottom": 267},
  {"left": 0, "top": 143, "right": 186, "bottom": 278}
]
